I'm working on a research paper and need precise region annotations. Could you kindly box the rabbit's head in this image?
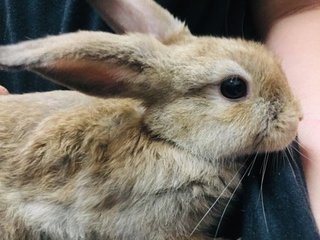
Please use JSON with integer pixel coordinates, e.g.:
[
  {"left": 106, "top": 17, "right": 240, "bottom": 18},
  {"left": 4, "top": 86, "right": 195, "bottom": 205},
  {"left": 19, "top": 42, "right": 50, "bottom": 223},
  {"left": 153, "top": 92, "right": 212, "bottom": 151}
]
[{"left": 0, "top": 0, "right": 301, "bottom": 161}]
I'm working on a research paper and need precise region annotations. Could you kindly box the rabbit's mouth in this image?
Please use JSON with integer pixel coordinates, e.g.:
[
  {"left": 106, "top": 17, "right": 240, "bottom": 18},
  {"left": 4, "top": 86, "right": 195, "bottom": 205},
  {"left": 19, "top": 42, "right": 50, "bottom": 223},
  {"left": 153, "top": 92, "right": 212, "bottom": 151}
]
[
  {"left": 253, "top": 119, "right": 299, "bottom": 153},
  {"left": 251, "top": 98, "right": 301, "bottom": 154}
]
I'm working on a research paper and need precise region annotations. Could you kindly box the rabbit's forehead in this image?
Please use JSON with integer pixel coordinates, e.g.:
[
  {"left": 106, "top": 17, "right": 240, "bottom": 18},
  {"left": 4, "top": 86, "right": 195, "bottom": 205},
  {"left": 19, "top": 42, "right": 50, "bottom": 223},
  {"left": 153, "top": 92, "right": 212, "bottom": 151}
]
[
  {"left": 207, "top": 59, "right": 252, "bottom": 82},
  {"left": 175, "top": 38, "right": 271, "bottom": 82},
  {"left": 169, "top": 37, "right": 292, "bottom": 99}
]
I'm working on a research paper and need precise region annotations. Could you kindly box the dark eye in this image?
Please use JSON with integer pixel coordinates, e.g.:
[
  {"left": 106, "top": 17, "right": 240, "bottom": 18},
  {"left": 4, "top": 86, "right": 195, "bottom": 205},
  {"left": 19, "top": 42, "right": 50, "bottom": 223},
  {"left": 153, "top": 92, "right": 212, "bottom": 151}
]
[{"left": 220, "top": 76, "right": 248, "bottom": 100}]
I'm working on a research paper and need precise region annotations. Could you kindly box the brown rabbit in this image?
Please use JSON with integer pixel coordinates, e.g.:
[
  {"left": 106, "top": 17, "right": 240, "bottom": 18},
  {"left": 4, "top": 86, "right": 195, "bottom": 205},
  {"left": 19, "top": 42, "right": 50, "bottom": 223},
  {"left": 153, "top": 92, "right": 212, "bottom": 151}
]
[{"left": 0, "top": 0, "right": 301, "bottom": 239}]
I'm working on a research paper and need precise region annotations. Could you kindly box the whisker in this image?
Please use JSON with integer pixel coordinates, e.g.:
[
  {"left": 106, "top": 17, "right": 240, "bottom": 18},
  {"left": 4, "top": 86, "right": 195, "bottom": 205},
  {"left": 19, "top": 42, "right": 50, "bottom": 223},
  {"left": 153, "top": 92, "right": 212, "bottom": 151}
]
[
  {"left": 292, "top": 138, "right": 300, "bottom": 145},
  {"left": 290, "top": 144, "right": 314, "bottom": 163},
  {"left": 214, "top": 159, "right": 256, "bottom": 238},
  {"left": 247, "top": 152, "right": 258, "bottom": 176},
  {"left": 292, "top": 139, "right": 310, "bottom": 156},
  {"left": 259, "top": 153, "right": 266, "bottom": 175},
  {"left": 286, "top": 145, "right": 300, "bottom": 172},
  {"left": 255, "top": 153, "right": 267, "bottom": 208},
  {"left": 260, "top": 153, "right": 269, "bottom": 233},
  {"left": 283, "top": 149, "right": 298, "bottom": 186},
  {"left": 189, "top": 159, "right": 248, "bottom": 237},
  {"left": 292, "top": 138, "right": 304, "bottom": 149}
]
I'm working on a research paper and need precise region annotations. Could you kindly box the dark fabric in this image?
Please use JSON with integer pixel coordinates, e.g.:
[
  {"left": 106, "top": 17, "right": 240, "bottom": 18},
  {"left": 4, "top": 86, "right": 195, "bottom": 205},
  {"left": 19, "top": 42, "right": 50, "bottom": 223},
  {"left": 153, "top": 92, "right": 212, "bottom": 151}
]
[
  {"left": 0, "top": 0, "right": 111, "bottom": 93},
  {"left": 241, "top": 146, "right": 320, "bottom": 240},
  {"left": 0, "top": 1, "right": 319, "bottom": 239}
]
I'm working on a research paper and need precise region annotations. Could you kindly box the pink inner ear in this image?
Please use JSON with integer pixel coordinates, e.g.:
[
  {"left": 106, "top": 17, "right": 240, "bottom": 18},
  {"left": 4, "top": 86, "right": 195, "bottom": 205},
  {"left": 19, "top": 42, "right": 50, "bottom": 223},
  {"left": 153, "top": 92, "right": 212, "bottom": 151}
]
[{"left": 37, "top": 60, "right": 137, "bottom": 96}]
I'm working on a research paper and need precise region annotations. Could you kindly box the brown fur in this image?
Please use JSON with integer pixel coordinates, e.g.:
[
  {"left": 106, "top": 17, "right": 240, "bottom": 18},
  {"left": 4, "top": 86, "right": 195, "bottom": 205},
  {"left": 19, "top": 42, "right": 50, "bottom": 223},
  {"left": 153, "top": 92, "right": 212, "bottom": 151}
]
[{"left": 0, "top": 0, "right": 301, "bottom": 239}]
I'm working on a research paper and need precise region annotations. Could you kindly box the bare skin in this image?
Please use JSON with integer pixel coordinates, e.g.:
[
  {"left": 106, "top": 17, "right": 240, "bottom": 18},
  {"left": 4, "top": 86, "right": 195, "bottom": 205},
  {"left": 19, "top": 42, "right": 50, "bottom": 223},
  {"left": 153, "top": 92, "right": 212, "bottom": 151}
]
[
  {"left": 252, "top": 0, "right": 320, "bottom": 229},
  {"left": 0, "top": 85, "right": 8, "bottom": 95}
]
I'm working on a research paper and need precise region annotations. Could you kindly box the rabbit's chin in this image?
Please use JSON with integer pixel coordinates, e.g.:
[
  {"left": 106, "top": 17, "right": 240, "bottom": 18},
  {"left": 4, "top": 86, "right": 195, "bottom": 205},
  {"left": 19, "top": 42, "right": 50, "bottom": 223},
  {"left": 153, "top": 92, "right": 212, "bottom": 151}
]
[{"left": 256, "top": 131, "right": 298, "bottom": 153}]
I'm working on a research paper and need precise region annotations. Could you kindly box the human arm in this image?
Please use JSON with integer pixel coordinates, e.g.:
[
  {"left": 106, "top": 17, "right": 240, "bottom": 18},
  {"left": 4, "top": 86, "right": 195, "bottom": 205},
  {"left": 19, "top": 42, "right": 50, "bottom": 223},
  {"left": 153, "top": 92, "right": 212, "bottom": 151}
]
[{"left": 252, "top": 0, "right": 320, "bottom": 228}]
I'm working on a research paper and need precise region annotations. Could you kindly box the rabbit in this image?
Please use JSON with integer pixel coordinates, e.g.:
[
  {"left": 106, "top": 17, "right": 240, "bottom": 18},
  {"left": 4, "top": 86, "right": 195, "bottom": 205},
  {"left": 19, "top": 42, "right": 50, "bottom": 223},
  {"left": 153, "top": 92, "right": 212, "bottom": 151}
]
[{"left": 0, "top": 0, "right": 302, "bottom": 239}]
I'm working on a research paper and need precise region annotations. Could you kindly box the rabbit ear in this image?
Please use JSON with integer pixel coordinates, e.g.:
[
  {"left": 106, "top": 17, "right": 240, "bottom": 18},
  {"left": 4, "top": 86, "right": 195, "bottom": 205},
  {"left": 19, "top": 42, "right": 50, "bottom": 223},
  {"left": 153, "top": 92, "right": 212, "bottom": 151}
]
[
  {"left": 0, "top": 31, "right": 170, "bottom": 100},
  {"left": 88, "top": 0, "right": 191, "bottom": 43}
]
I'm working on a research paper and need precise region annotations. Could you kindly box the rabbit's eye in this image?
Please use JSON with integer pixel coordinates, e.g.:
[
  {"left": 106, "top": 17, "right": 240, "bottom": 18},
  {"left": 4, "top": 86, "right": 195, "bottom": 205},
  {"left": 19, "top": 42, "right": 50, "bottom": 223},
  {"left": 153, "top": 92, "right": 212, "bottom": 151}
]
[{"left": 220, "top": 76, "right": 247, "bottom": 100}]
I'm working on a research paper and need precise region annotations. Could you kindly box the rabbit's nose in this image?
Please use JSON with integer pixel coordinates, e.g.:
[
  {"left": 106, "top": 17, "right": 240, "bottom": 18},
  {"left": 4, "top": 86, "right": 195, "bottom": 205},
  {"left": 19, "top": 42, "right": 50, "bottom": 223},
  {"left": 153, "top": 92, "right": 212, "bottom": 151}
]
[
  {"left": 298, "top": 109, "right": 303, "bottom": 121},
  {"left": 299, "top": 115, "right": 303, "bottom": 121}
]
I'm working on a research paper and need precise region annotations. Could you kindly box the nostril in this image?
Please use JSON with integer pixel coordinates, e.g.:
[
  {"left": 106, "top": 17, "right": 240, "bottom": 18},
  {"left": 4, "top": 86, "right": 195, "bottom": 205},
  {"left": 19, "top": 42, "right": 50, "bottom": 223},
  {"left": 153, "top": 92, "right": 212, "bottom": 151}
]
[
  {"left": 298, "top": 111, "right": 303, "bottom": 121},
  {"left": 299, "top": 115, "right": 303, "bottom": 121}
]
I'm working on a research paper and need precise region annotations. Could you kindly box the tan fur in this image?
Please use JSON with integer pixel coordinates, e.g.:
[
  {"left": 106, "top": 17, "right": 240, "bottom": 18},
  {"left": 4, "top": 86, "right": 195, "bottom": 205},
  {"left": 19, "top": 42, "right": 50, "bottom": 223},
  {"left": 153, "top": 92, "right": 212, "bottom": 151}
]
[{"left": 0, "top": 0, "right": 301, "bottom": 239}]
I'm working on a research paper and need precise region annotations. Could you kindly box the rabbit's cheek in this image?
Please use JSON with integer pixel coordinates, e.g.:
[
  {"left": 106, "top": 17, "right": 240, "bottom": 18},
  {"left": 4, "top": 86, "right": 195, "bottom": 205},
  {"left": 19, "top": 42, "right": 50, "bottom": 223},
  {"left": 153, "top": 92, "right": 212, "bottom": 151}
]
[{"left": 255, "top": 111, "right": 300, "bottom": 153}]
